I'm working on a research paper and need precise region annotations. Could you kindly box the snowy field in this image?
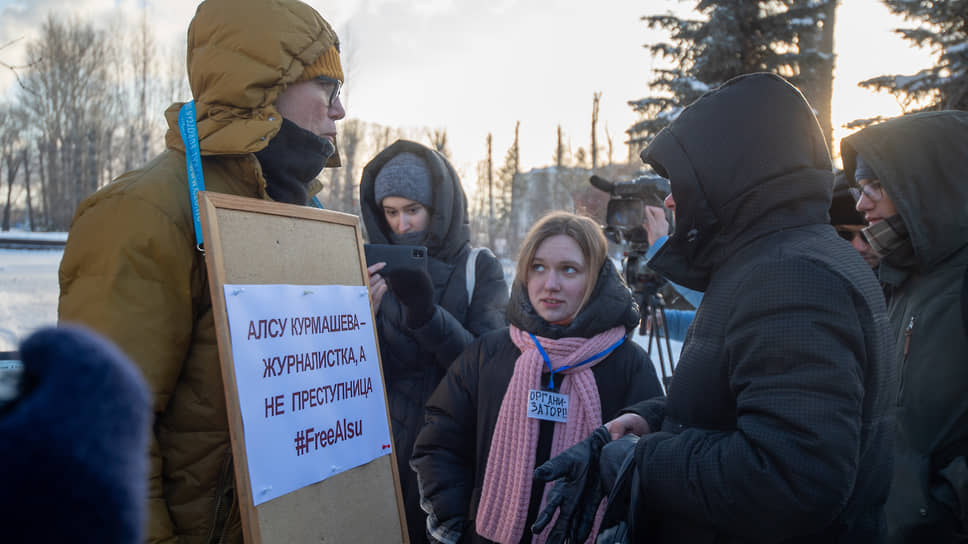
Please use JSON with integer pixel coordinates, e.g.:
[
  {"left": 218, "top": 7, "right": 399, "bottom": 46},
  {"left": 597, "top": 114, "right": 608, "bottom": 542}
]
[
  {"left": 0, "top": 248, "right": 62, "bottom": 352},
  {"left": 0, "top": 243, "right": 681, "bottom": 388}
]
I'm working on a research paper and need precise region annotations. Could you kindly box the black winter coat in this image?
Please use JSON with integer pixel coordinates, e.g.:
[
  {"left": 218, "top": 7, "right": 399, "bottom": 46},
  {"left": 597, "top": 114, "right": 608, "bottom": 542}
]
[
  {"left": 411, "top": 261, "right": 664, "bottom": 544},
  {"left": 360, "top": 140, "right": 509, "bottom": 544},
  {"left": 842, "top": 111, "right": 968, "bottom": 543},
  {"left": 627, "top": 73, "right": 896, "bottom": 544}
]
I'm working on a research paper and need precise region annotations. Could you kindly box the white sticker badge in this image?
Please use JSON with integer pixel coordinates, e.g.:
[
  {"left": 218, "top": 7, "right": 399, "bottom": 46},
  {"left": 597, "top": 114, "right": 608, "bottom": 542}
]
[{"left": 527, "top": 389, "right": 569, "bottom": 423}]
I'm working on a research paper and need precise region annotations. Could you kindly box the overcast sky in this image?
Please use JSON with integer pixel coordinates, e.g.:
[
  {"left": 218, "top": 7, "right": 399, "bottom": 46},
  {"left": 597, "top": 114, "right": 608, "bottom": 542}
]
[{"left": 0, "top": 0, "right": 935, "bottom": 183}]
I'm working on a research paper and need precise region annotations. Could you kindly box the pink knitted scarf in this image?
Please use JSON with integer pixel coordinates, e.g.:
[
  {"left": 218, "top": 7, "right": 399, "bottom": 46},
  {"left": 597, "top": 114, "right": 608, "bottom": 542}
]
[{"left": 475, "top": 324, "right": 626, "bottom": 544}]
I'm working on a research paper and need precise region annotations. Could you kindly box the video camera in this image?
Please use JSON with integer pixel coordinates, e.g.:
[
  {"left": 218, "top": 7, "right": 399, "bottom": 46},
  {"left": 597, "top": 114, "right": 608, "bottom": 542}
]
[
  {"left": 589, "top": 173, "right": 671, "bottom": 297},
  {"left": 590, "top": 173, "right": 677, "bottom": 389},
  {"left": 589, "top": 173, "right": 670, "bottom": 245}
]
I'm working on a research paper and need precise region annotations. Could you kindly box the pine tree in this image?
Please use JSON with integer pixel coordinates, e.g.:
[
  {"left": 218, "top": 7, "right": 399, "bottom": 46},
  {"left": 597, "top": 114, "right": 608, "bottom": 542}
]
[
  {"left": 494, "top": 123, "right": 520, "bottom": 258},
  {"left": 628, "top": 0, "right": 837, "bottom": 156},
  {"left": 856, "top": 0, "right": 968, "bottom": 116}
]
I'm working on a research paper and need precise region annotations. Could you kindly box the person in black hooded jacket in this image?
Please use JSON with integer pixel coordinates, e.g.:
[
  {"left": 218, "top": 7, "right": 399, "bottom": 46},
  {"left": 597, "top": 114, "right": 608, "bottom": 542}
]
[
  {"left": 360, "top": 139, "right": 509, "bottom": 544},
  {"left": 537, "top": 73, "right": 895, "bottom": 543},
  {"left": 842, "top": 111, "right": 968, "bottom": 543},
  {"left": 411, "top": 212, "right": 663, "bottom": 544}
]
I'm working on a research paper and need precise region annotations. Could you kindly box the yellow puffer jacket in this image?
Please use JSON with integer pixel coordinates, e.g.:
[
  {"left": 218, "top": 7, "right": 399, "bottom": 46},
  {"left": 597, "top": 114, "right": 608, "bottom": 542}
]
[{"left": 58, "top": 0, "right": 335, "bottom": 542}]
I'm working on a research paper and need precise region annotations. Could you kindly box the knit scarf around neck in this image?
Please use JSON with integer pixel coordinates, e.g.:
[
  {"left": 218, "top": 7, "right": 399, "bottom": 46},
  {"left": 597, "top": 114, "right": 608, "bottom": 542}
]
[{"left": 475, "top": 324, "right": 626, "bottom": 544}]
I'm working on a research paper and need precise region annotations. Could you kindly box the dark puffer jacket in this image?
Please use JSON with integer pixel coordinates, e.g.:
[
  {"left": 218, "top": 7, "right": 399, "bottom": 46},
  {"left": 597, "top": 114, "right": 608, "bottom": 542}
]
[
  {"left": 411, "top": 261, "right": 664, "bottom": 544},
  {"left": 842, "top": 111, "right": 968, "bottom": 543},
  {"left": 625, "top": 73, "right": 895, "bottom": 543},
  {"left": 360, "top": 139, "right": 509, "bottom": 544}
]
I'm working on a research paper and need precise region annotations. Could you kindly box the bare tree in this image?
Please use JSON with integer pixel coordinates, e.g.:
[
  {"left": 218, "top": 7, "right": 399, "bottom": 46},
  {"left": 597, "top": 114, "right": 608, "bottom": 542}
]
[
  {"left": 1, "top": 109, "right": 25, "bottom": 231},
  {"left": 604, "top": 122, "right": 614, "bottom": 165},
  {"left": 554, "top": 124, "right": 566, "bottom": 168},
  {"left": 19, "top": 15, "right": 116, "bottom": 229},
  {"left": 427, "top": 128, "right": 449, "bottom": 157},
  {"left": 1, "top": 38, "right": 41, "bottom": 93},
  {"left": 469, "top": 158, "right": 490, "bottom": 247},
  {"left": 132, "top": 1, "right": 157, "bottom": 165},
  {"left": 502, "top": 121, "right": 522, "bottom": 257},
  {"left": 376, "top": 126, "right": 393, "bottom": 151},
  {"left": 164, "top": 40, "right": 190, "bottom": 104},
  {"left": 487, "top": 133, "right": 494, "bottom": 248},
  {"left": 335, "top": 118, "right": 365, "bottom": 214},
  {"left": 36, "top": 138, "right": 49, "bottom": 229},
  {"left": 591, "top": 92, "right": 601, "bottom": 170},
  {"left": 21, "top": 145, "right": 33, "bottom": 229}
]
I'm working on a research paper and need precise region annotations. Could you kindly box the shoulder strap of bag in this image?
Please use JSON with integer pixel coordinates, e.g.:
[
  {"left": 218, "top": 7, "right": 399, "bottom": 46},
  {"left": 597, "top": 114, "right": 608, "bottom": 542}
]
[{"left": 465, "top": 247, "right": 493, "bottom": 305}]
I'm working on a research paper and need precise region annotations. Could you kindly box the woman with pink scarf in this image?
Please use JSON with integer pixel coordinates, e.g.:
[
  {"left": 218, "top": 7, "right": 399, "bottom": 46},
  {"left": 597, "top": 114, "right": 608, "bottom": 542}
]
[{"left": 411, "top": 211, "right": 663, "bottom": 544}]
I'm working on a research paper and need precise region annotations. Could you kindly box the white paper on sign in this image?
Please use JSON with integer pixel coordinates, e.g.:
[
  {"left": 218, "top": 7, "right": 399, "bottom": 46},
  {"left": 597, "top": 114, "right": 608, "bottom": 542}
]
[
  {"left": 222, "top": 284, "right": 392, "bottom": 506},
  {"left": 527, "top": 389, "right": 569, "bottom": 423}
]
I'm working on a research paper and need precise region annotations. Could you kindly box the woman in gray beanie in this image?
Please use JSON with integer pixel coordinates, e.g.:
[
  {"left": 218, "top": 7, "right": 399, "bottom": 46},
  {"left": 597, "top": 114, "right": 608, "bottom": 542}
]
[{"left": 360, "top": 139, "right": 509, "bottom": 543}]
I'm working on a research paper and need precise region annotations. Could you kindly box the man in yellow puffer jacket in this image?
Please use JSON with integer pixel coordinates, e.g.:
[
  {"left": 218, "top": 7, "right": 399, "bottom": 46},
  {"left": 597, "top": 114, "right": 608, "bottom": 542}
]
[{"left": 58, "top": 0, "right": 345, "bottom": 541}]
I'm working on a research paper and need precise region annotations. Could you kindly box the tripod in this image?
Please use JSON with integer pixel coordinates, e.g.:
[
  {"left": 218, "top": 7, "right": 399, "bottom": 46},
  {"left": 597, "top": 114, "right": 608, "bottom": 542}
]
[{"left": 638, "top": 290, "right": 677, "bottom": 393}]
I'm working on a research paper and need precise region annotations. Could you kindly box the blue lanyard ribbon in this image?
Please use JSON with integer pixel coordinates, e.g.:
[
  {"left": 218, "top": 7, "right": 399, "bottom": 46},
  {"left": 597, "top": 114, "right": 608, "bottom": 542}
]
[
  {"left": 528, "top": 332, "right": 626, "bottom": 390},
  {"left": 177, "top": 101, "right": 206, "bottom": 251}
]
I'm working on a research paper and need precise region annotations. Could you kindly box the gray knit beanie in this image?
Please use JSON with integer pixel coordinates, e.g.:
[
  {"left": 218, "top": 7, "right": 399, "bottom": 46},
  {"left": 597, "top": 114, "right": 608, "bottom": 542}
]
[{"left": 374, "top": 152, "right": 433, "bottom": 207}]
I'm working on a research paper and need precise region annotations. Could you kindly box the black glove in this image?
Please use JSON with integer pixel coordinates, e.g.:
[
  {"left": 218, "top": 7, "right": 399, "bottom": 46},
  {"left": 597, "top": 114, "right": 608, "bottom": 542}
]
[
  {"left": 386, "top": 267, "right": 435, "bottom": 328},
  {"left": 598, "top": 435, "right": 639, "bottom": 542},
  {"left": 532, "top": 426, "right": 611, "bottom": 543}
]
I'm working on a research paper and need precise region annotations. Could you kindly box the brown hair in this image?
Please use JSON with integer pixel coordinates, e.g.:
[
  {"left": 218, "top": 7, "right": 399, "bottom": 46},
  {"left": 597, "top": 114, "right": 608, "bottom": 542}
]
[{"left": 515, "top": 211, "right": 608, "bottom": 312}]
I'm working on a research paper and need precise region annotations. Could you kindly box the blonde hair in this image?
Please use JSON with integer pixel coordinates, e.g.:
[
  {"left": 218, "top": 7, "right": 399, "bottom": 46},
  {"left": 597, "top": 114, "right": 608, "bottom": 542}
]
[{"left": 515, "top": 211, "right": 608, "bottom": 313}]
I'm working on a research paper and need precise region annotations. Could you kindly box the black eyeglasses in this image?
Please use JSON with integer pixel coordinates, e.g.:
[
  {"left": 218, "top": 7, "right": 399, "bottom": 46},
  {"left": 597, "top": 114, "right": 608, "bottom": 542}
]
[
  {"left": 849, "top": 181, "right": 884, "bottom": 202},
  {"left": 836, "top": 228, "right": 856, "bottom": 242},
  {"left": 314, "top": 76, "right": 342, "bottom": 107}
]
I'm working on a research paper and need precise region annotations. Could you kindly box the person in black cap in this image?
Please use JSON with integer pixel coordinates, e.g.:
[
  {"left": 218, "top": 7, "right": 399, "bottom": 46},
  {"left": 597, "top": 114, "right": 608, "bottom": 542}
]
[
  {"left": 359, "top": 139, "right": 509, "bottom": 543},
  {"left": 830, "top": 172, "right": 880, "bottom": 269}
]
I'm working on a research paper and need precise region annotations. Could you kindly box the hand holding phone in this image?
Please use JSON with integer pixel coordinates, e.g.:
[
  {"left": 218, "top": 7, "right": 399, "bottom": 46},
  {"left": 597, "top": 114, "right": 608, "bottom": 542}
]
[
  {"left": 364, "top": 244, "right": 428, "bottom": 275},
  {"left": 367, "top": 262, "right": 389, "bottom": 313}
]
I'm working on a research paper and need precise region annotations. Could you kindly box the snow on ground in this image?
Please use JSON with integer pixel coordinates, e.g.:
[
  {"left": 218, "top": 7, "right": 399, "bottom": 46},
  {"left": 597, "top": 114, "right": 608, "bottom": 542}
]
[
  {"left": 0, "top": 231, "right": 68, "bottom": 242},
  {"left": 632, "top": 330, "right": 682, "bottom": 393},
  {"left": 0, "top": 248, "right": 63, "bottom": 352}
]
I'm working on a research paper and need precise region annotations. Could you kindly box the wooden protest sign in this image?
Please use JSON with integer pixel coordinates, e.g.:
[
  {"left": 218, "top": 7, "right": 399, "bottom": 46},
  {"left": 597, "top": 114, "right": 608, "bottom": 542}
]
[{"left": 198, "top": 191, "right": 407, "bottom": 544}]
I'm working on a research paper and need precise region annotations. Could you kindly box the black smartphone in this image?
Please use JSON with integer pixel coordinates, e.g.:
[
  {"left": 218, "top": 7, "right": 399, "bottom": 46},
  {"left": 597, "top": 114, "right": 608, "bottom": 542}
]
[{"left": 364, "top": 244, "right": 428, "bottom": 275}]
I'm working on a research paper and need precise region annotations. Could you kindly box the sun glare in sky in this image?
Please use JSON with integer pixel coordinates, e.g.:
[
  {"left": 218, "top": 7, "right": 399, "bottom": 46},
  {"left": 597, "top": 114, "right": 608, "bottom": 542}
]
[{"left": 829, "top": 0, "right": 935, "bottom": 166}]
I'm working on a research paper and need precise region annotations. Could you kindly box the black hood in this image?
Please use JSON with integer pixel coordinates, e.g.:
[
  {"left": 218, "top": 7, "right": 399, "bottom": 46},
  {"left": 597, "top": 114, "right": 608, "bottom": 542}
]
[
  {"left": 641, "top": 73, "right": 833, "bottom": 291},
  {"left": 360, "top": 139, "right": 471, "bottom": 262},
  {"left": 841, "top": 110, "right": 968, "bottom": 271},
  {"left": 507, "top": 259, "right": 640, "bottom": 340}
]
